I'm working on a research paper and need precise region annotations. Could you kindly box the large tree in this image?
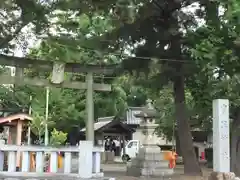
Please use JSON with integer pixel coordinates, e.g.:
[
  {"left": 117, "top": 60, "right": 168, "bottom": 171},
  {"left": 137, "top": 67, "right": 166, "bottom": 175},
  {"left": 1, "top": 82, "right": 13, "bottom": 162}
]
[
  {"left": 98, "top": 0, "right": 203, "bottom": 175},
  {"left": 188, "top": 0, "right": 240, "bottom": 175}
]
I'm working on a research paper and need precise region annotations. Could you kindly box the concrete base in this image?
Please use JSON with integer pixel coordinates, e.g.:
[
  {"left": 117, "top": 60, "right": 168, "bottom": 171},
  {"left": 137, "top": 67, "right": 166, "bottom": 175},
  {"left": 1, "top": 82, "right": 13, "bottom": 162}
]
[
  {"left": 126, "top": 165, "right": 173, "bottom": 177},
  {"left": 101, "top": 152, "right": 114, "bottom": 163},
  {"left": 126, "top": 146, "right": 174, "bottom": 177}
]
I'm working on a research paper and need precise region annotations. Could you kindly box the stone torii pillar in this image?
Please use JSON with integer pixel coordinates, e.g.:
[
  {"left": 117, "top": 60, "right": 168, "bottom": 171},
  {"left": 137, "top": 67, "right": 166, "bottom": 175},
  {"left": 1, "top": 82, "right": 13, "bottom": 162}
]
[{"left": 86, "top": 72, "right": 94, "bottom": 141}]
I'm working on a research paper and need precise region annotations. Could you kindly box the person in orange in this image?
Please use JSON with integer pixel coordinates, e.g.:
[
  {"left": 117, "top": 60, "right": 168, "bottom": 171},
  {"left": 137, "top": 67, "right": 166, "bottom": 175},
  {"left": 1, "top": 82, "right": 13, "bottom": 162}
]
[
  {"left": 169, "top": 150, "right": 177, "bottom": 169},
  {"left": 163, "top": 150, "right": 177, "bottom": 168}
]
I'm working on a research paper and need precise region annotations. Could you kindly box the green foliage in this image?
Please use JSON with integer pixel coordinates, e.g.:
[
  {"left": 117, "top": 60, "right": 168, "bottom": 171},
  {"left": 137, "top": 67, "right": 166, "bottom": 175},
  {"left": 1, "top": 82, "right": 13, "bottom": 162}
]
[
  {"left": 187, "top": 0, "right": 240, "bottom": 125},
  {"left": 0, "top": 0, "right": 60, "bottom": 52},
  {"left": 153, "top": 85, "right": 175, "bottom": 140},
  {"left": 30, "top": 111, "right": 55, "bottom": 141},
  {"left": 149, "top": 84, "right": 209, "bottom": 140},
  {"left": 30, "top": 112, "right": 45, "bottom": 138},
  {"left": 50, "top": 128, "right": 67, "bottom": 147}
]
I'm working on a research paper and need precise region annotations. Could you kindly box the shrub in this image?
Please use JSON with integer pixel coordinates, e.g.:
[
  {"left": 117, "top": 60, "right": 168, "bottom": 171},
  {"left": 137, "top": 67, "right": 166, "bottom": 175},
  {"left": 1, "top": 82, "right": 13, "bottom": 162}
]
[{"left": 50, "top": 128, "right": 67, "bottom": 147}]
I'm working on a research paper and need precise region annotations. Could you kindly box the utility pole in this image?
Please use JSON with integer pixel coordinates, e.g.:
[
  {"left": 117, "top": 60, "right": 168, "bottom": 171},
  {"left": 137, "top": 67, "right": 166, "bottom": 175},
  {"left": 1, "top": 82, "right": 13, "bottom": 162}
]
[{"left": 44, "top": 87, "right": 49, "bottom": 146}]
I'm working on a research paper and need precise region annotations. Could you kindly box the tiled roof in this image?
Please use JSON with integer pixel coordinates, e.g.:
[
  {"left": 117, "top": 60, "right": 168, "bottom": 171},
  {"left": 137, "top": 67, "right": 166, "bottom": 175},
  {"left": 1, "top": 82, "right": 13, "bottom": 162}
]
[
  {"left": 80, "top": 116, "right": 115, "bottom": 132},
  {"left": 80, "top": 120, "right": 111, "bottom": 132}
]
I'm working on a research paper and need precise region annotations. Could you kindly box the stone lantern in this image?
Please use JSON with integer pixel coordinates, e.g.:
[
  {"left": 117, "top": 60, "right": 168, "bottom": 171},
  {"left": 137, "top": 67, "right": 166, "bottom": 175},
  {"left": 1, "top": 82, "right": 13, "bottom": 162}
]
[
  {"left": 135, "top": 99, "right": 158, "bottom": 148},
  {"left": 126, "top": 99, "right": 174, "bottom": 177}
]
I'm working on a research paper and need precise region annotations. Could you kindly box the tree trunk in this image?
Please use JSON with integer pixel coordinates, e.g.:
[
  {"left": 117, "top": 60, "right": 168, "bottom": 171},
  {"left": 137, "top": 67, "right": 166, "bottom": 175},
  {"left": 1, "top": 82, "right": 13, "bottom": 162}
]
[
  {"left": 231, "top": 113, "right": 240, "bottom": 176},
  {"left": 173, "top": 74, "right": 202, "bottom": 175}
]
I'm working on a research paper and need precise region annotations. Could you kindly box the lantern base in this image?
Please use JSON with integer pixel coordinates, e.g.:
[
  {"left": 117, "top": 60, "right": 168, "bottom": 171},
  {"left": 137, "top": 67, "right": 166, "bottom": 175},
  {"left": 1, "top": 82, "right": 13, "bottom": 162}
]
[{"left": 126, "top": 145, "right": 174, "bottom": 177}]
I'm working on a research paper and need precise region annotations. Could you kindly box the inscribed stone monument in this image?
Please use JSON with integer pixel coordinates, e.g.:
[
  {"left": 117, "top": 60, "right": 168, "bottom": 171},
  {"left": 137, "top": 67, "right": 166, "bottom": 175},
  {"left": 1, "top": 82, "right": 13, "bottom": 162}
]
[{"left": 212, "top": 99, "right": 230, "bottom": 173}]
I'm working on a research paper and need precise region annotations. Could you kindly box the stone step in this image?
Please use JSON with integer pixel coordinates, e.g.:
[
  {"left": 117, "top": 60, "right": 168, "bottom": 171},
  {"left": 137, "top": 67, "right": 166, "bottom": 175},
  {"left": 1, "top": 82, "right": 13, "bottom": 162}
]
[
  {"left": 126, "top": 166, "right": 174, "bottom": 177},
  {"left": 136, "top": 152, "right": 166, "bottom": 161},
  {"left": 141, "top": 168, "right": 174, "bottom": 177},
  {"left": 129, "top": 159, "right": 169, "bottom": 168}
]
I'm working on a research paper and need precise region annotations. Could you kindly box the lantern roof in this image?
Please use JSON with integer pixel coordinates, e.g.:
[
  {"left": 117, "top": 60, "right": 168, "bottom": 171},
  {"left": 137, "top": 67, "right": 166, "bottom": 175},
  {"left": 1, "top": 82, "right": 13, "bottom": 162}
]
[{"left": 134, "top": 99, "right": 157, "bottom": 118}]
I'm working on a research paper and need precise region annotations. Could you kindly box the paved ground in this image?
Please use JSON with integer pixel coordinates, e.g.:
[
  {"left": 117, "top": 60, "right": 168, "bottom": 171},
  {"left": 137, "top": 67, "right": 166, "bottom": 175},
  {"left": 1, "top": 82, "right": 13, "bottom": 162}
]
[
  {"left": 0, "top": 164, "right": 211, "bottom": 180},
  {"left": 0, "top": 160, "right": 212, "bottom": 180},
  {"left": 102, "top": 163, "right": 212, "bottom": 180}
]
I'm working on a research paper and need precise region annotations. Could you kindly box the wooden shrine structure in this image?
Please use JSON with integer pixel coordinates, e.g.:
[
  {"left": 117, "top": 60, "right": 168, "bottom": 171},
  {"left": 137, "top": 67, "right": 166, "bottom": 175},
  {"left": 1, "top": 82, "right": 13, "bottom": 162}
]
[
  {"left": 0, "top": 113, "right": 32, "bottom": 168},
  {"left": 0, "top": 113, "right": 32, "bottom": 145},
  {"left": 0, "top": 54, "right": 118, "bottom": 142},
  {"left": 80, "top": 116, "right": 135, "bottom": 144}
]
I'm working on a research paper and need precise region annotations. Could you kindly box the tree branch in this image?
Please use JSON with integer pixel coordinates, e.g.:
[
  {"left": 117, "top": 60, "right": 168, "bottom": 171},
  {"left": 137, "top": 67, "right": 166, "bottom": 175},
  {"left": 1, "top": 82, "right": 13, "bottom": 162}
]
[
  {"left": 0, "top": 21, "right": 29, "bottom": 49},
  {"left": 0, "top": 0, "right": 60, "bottom": 49}
]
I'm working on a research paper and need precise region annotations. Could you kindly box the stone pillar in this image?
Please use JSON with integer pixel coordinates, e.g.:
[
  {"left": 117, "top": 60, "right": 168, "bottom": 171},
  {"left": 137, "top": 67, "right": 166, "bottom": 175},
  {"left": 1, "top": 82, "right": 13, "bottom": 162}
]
[
  {"left": 0, "top": 138, "right": 5, "bottom": 171},
  {"left": 86, "top": 72, "right": 94, "bottom": 141},
  {"left": 209, "top": 100, "right": 239, "bottom": 180},
  {"left": 16, "top": 120, "right": 23, "bottom": 168},
  {"left": 212, "top": 99, "right": 230, "bottom": 173},
  {"left": 126, "top": 99, "right": 173, "bottom": 177},
  {"left": 78, "top": 141, "right": 93, "bottom": 178}
]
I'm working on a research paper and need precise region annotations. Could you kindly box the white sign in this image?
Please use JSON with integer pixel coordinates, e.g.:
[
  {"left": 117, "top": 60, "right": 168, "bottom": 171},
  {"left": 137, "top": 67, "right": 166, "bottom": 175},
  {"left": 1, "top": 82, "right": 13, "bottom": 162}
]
[{"left": 212, "top": 99, "right": 230, "bottom": 173}]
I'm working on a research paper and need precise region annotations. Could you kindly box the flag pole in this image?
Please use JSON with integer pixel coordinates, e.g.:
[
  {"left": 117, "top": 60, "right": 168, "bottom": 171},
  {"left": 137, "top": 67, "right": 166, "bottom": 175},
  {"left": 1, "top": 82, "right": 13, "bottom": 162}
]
[
  {"left": 27, "top": 95, "right": 32, "bottom": 145},
  {"left": 44, "top": 87, "right": 49, "bottom": 146}
]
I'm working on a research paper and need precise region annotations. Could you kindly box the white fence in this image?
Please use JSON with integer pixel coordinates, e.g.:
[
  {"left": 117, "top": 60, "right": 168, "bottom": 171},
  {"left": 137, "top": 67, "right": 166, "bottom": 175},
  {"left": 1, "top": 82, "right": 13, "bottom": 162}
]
[{"left": 0, "top": 141, "right": 103, "bottom": 179}]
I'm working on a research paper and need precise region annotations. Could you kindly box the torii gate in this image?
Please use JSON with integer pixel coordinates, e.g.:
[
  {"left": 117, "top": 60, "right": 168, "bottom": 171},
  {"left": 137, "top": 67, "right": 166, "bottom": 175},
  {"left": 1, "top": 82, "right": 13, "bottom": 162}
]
[{"left": 0, "top": 54, "right": 118, "bottom": 142}]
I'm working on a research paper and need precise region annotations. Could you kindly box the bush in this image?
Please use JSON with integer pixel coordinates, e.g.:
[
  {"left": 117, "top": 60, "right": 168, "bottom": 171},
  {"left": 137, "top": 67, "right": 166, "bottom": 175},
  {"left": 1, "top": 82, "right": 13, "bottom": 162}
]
[{"left": 50, "top": 128, "right": 67, "bottom": 147}]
